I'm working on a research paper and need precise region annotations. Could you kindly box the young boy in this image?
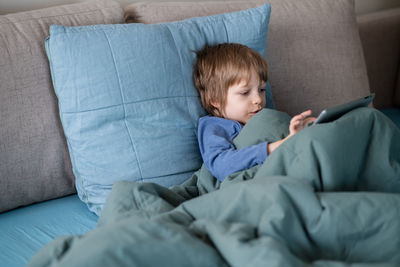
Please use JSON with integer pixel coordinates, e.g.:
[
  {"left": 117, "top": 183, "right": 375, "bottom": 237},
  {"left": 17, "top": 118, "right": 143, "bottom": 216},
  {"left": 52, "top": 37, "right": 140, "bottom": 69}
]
[{"left": 193, "top": 43, "right": 315, "bottom": 181}]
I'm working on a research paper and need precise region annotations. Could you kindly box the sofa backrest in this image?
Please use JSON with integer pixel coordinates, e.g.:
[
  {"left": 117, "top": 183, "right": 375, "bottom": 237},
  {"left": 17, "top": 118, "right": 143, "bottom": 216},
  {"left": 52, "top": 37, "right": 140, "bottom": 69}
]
[
  {"left": 0, "top": 0, "right": 124, "bottom": 213},
  {"left": 126, "top": 0, "right": 371, "bottom": 116},
  {"left": 357, "top": 7, "right": 400, "bottom": 109}
]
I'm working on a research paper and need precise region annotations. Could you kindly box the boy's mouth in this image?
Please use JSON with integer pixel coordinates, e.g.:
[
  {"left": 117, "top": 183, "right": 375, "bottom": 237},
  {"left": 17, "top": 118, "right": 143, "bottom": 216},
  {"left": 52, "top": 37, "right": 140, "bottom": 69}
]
[{"left": 250, "top": 108, "right": 262, "bottom": 115}]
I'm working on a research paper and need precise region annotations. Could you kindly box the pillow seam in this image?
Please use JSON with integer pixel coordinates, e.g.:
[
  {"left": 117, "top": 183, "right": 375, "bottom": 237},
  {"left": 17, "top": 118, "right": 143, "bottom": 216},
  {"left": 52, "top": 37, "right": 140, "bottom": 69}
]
[
  {"left": 61, "top": 96, "right": 201, "bottom": 114},
  {"left": 101, "top": 28, "right": 145, "bottom": 181}
]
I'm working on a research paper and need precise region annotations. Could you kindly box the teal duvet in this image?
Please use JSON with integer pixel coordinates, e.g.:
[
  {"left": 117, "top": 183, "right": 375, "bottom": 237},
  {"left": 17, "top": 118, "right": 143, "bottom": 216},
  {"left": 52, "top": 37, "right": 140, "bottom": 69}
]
[{"left": 29, "top": 108, "right": 400, "bottom": 267}]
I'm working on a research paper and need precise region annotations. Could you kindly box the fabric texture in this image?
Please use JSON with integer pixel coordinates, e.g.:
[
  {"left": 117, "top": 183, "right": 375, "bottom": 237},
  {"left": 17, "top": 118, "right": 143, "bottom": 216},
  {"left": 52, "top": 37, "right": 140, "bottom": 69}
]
[
  {"left": 0, "top": 195, "right": 97, "bottom": 267},
  {"left": 381, "top": 108, "right": 400, "bottom": 129},
  {"left": 45, "top": 4, "right": 271, "bottom": 215},
  {"left": 233, "top": 108, "right": 290, "bottom": 147},
  {"left": 126, "top": 0, "right": 371, "bottom": 116},
  {"left": 357, "top": 7, "right": 400, "bottom": 108},
  {"left": 0, "top": 0, "right": 124, "bottom": 213},
  {"left": 126, "top": 1, "right": 275, "bottom": 109},
  {"left": 28, "top": 108, "right": 400, "bottom": 266}
]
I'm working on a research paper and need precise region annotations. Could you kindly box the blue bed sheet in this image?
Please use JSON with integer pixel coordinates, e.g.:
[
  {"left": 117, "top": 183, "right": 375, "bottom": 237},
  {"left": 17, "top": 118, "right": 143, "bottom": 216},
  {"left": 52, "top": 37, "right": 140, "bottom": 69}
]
[{"left": 0, "top": 194, "right": 97, "bottom": 267}]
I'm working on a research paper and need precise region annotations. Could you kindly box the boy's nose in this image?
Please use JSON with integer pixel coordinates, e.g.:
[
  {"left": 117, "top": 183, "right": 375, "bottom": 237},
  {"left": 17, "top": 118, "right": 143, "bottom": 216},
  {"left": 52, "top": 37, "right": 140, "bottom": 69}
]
[{"left": 252, "top": 94, "right": 262, "bottom": 105}]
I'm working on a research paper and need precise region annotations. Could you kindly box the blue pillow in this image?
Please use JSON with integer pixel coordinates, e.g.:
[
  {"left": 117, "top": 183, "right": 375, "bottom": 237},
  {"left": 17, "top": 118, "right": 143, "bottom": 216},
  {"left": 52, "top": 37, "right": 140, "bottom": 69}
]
[{"left": 45, "top": 3, "right": 271, "bottom": 215}]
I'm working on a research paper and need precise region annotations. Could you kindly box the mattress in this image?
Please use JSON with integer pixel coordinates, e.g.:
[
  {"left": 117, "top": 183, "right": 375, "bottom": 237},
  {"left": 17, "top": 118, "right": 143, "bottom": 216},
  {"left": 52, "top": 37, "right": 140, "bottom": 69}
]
[{"left": 0, "top": 194, "right": 97, "bottom": 267}]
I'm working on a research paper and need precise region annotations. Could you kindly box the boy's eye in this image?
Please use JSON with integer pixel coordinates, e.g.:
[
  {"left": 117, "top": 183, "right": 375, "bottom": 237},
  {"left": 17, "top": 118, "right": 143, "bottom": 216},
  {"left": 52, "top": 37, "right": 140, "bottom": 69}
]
[
  {"left": 259, "top": 88, "right": 266, "bottom": 93},
  {"left": 240, "top": 91, "right": 249, "bottom": 95}
]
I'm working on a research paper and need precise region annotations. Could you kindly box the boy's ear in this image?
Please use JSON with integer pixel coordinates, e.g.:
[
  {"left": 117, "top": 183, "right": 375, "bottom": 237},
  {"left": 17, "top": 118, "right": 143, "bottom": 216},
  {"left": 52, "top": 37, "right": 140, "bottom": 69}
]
[
  {"left": 210, "top": 100, "right": 220, "bottom": 109},
  {"left": 210, "top": 101, "right": 224, "bottom": 117},
  {"left": 211, "top": 102, "right": 222, "bottom": 115}
]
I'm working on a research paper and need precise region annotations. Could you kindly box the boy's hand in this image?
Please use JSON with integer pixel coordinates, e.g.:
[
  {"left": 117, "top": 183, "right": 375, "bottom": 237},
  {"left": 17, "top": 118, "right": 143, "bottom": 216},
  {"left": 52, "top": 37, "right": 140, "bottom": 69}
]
[
  {"left": 289, "top": 110, "right": 316, "bottom": 136},
  {"left": 267, "top": 110, "right": 316, "bottom": 155}
]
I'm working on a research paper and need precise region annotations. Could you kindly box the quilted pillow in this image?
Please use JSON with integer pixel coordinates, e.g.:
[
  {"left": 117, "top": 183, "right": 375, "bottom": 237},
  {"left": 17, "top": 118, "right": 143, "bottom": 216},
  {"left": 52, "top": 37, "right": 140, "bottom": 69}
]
[{"left": 46, "top": 3, "right": 271, "bottom": 214}]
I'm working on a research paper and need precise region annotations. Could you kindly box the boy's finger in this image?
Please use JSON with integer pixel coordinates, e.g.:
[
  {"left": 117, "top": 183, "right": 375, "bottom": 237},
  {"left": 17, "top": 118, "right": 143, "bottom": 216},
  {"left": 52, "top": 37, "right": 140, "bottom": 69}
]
[
  {"left": 291, "top": 114, "right": 303, "bottom": 122},
  {"left": 300, "top": 110, "right": 312, "bottom": 116}
]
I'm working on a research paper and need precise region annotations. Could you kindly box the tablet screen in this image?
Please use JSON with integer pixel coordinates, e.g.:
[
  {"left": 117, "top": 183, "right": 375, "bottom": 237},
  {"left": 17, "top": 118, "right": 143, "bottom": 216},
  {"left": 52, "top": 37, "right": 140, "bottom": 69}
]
[{"left": 313, "top": 93, "right": 375, "bottom": 125}]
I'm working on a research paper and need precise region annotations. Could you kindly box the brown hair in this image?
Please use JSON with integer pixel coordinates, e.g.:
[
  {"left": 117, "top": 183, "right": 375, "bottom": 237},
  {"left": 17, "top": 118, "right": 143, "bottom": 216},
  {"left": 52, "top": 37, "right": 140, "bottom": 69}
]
[{"left": 193, "top": 43, "right": 269, "bottom": 117}]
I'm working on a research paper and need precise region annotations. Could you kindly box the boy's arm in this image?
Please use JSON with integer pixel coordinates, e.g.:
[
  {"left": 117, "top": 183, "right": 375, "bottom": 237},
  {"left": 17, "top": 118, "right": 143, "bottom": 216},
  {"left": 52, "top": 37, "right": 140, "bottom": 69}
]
[
  {"left": 198, "top": 118, "right": 267, "bottom": 181},
  {"left": 267, "top": 136, "right": 290, "bottom": 154},
  {"left": 268, "top": 110, "right": 316, "bottom": 154}
]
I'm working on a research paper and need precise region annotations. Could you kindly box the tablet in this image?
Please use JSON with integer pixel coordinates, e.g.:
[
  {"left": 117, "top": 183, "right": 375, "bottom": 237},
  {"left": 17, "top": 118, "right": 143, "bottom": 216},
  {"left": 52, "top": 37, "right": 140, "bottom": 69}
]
[{"left": 312, "top": 93, "right": 375, "bottom": 125}]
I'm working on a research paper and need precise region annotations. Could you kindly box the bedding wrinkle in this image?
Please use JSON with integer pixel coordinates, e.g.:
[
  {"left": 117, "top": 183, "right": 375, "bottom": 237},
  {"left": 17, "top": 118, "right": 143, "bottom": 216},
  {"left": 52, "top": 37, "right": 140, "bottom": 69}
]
[
  {"left": 277, "top": 182, "right": 316, "bottom": 241},
  {"left": 100, "top": 28, "right": 144, "bottom": 181},
  {"left": 260, "top": 179, "right": 317, "bottom": 261},
  {"left": 60, "top": 96, "right": 200, "bottom": 114},
  {"left": 353, "top": 108, "right": 377, "bottom": 187},
  {"left": 221, "top": 19, "right": 230, "bottom": 43},
  {"left": 304, "top": 138, "right": 324, "bottom": 191},
  {"left": 164, "top": 25, "right": 192, "bottom": 128},
  {"left": 27, "top": 107, "right": 400, "bottom": 266}
]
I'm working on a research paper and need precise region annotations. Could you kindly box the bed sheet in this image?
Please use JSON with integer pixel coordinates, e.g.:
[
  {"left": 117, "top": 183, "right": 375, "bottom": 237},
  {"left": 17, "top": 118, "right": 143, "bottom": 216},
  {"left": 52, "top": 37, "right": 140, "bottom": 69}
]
[{"left": 0, "top": 194, "right": 97, "bottom": 267}]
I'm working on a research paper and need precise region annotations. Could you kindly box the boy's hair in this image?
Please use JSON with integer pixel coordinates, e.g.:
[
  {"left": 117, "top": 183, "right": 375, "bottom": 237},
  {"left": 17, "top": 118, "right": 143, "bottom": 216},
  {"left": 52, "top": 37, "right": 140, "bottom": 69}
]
[{"left": 193, "top": 43, "right": 269, "bottom": 117}]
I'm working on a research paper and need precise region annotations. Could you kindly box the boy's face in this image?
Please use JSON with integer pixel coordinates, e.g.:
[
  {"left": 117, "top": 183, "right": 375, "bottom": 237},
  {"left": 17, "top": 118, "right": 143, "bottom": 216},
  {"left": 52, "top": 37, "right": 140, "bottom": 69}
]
[{"left": 218, "top": 72, "right": 266, "bottom": 124}]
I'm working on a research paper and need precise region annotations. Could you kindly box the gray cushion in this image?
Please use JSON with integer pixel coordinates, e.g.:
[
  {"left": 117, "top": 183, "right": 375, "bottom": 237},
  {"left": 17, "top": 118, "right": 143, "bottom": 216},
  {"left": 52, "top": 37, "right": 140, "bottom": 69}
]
[
  {"left": 357, "top": 7, "right": 400, "bottom": 108},
  {"left": 125, "top": 0, "right": 370, "bottom": 116},
  {"left": 0, "top": 0, "right": 124, "bottom": 212}
]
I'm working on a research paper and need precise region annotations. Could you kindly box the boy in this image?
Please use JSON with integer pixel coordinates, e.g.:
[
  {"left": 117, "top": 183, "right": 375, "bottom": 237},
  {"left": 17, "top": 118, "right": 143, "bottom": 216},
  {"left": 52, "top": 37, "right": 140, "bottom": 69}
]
[{"left": 193, "top": 43, "right": 315, "bottom": 181}]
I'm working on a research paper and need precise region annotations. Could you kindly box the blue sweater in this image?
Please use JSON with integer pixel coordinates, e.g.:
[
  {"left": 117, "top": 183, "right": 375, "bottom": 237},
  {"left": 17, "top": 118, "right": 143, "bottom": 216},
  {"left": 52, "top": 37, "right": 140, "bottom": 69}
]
[{"left": 197, "top": 116, "right": 268, "bottom": 181}]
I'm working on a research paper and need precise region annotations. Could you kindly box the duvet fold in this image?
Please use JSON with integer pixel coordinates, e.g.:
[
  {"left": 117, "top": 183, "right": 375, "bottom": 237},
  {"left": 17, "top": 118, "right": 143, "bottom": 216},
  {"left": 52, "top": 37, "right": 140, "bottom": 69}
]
[{"left": 29, "top": 108, "right": 400, "bottom": 267}]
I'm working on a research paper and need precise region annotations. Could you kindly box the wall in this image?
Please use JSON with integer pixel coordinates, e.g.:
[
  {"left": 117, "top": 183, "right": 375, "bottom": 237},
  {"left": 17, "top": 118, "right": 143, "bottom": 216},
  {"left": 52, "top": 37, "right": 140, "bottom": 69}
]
[{"left": 1, "top": 0, "right": 400, "bottom": 15}]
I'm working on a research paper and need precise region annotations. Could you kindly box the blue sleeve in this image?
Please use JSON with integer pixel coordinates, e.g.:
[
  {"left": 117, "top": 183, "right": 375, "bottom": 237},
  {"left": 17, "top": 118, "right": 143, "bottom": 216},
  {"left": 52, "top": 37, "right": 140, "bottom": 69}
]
[{"left": 198, "top": 117, "right": 268, "bottom": 181}]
